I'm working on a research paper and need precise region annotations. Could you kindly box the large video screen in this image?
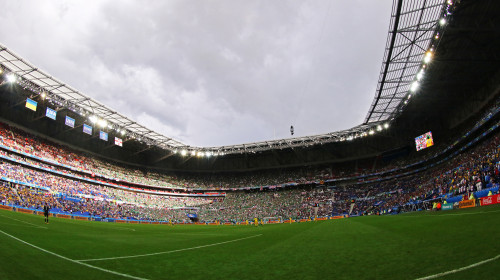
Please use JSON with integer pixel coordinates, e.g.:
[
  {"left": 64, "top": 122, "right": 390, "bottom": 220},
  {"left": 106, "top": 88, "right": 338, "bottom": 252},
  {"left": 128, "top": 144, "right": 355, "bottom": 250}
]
[{"left": 415, "top": 131, "right": 434, "bottom": 151}]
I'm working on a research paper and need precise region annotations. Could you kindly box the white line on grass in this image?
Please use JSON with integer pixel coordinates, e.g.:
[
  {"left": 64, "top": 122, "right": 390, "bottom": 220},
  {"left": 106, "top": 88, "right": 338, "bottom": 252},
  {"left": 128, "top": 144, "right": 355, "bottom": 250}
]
[
  {"left": 0, "top": 229, "right": 149, "bottom": 280},
  {"left": 0, "top": 213, "right": 47, "bottom": 229},
  {"left": 78, "top": 233, "right": 263, "bottom": 262},
  {"left": 415, "top": 254, "right": 500, "bottom": 280}
]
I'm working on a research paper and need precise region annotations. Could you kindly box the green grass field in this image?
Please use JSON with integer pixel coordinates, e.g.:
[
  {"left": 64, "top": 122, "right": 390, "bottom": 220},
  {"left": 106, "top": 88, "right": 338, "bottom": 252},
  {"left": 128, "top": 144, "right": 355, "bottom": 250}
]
[{"left": 0, "top": 206, "right": 499, "bottom": 280}]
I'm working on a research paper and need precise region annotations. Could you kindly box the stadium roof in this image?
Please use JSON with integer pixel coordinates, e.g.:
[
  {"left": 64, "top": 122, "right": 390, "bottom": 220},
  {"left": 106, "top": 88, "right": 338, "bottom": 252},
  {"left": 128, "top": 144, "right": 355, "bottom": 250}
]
[
  {"left": 0, "top": 0, "right": 450, "bottom": 156},
  {"left": 365, "top": 0, "right": 449, "bottom": 124}
]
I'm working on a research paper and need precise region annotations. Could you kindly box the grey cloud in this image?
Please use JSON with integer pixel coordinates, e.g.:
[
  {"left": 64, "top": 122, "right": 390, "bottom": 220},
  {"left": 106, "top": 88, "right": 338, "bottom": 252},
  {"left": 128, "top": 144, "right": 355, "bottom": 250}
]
[{"left": 0, "top": 0, "right": 392, "bottom": 146}]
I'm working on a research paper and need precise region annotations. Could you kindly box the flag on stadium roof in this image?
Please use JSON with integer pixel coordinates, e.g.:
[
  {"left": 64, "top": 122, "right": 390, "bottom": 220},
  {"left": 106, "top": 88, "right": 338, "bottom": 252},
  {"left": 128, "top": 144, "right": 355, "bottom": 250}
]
[
  {"left": 25, "top": 98, "right": 37, "bottom": 111},
  {"left": 115, "top": 137, "right": 122, "bottom": 147}
]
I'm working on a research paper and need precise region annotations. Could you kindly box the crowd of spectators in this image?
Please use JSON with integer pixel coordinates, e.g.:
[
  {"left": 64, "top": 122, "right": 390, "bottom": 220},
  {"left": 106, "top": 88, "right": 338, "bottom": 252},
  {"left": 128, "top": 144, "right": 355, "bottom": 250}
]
[
  {"left": 0, "top": 121, "right": 424, "bottom": 191},
  {"left": 0, "top": 126, "right": 498, "bottom": 221},
  {"left": 0, "top": 97, "right": 499, "bottom": 222}
]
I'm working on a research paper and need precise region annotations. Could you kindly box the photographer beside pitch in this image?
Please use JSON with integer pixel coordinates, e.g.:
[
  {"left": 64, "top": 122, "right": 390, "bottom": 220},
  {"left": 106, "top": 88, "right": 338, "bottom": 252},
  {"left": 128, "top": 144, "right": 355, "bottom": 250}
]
[{"left": 43, "top": 202, "right": 50, "bottom": 224}]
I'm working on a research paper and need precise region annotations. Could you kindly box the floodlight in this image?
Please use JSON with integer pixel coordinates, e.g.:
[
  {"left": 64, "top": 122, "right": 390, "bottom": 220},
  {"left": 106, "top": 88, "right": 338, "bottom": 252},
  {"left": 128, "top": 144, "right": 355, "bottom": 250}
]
[
  {"left": 89, "top": 115, "right": 98, "bottom": 124},
  {"left": 410, "top": 81, "right": 419, "bottom": 92},
  {"left": 97, "top": 119, "right": 107, "bottom": 128},
  {"left": 41, "top": 92, "right": 46, "bottom": 99},
  {"left": 384, "top": 123, "right": 389, "bottom": 129},
  {"left": 369, "top": 130, "right": 375, "bottom": 135},
  {"left": 0, "top": 68, "right": 3, "bottom": 74},
  {"left": 107, "top": 124, "right": 113, "bottom": 129},
  {"left": 377, "top": 125, "right": 382, "bottom": 131},
  {"left": 197, "top": 151, "right": 204, "bottom": 157},
  {"left": 6, "top": 73, "right": 16, "bottom": 83},
  {"left": 416, "top": 70, "right": 424, "bottom": 81},
  {"left": 439, "top": 18, "right": 446, "bottom": 26},
  {"left": 424, "top": 51, "right": 432, "bottom": 64},
  {"left": 191, "top": 150, "right": 196, "bottom": 156},
  {"left": 181, "top": 150, "right": 187, "bottom": 156},
  {"left": 121, "top": 130, "right": 125, "bottom": 136}
]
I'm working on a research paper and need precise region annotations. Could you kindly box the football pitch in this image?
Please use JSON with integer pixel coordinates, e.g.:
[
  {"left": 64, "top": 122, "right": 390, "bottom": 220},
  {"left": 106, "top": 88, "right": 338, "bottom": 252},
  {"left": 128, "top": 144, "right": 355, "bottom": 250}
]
[{"left": 0, "top": 206, "right": 499, "bottom": 280}]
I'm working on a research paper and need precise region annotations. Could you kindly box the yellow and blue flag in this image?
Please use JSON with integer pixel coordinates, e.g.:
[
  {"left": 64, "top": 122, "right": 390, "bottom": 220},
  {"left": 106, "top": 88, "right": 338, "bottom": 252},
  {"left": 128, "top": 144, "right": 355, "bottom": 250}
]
[{"left": 25, "top": 98, "right": 37, "bottom": 111}]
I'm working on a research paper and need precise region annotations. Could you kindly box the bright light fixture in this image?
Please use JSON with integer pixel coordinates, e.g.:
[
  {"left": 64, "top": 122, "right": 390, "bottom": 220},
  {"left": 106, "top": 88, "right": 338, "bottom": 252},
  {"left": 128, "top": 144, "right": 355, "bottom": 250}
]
[
  {"left": 410, "top": 81, "right": 419, "bottom": 92},
  {"left": 97, "top": 119, "right": 107, "bottom": 128},
  {"left": 439, "top": 18, "right": 446, "bottom": 26},
  {"left": 89, "top": 115, "right": 98, "bottom": 124},
  {"left": 6, "top": 73, "right": 16, "bottom": 83},
  {"left": 424, "top": 51, "right": 433, "bottom": 64},
  {"left": 416, "top": 70, "right": 424, "bottom": 81}
]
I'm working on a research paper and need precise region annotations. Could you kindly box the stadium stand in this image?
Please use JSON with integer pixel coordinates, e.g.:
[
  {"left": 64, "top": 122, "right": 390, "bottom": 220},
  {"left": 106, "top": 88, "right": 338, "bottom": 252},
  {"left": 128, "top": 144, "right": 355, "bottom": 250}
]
[{"left": 0, "top": 98, "right": 499, "bottom": 222}]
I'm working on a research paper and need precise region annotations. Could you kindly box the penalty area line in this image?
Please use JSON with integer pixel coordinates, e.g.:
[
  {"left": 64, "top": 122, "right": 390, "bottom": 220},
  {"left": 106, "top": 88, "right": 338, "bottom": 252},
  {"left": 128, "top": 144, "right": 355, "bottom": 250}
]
[
  {"left": 78, "top": 233, "right": 263, "bottom": 262},
  {"left": 0, "top": 229, "right": 148, "bottom": 280},
  {"left": 415, "top": 254, "right": 500, "bottom": 280}
]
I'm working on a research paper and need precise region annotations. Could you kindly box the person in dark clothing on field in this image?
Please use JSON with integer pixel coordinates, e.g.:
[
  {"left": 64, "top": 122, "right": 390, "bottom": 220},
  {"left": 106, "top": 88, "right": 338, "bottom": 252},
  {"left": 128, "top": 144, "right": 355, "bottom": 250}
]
[{"left": 43, "top": 203, "right": 50, "bottom": 224}]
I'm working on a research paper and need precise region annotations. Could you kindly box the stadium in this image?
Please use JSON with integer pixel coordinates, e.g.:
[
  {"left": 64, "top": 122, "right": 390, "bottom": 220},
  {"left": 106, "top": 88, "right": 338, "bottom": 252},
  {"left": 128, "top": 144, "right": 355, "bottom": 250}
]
[{"left": 0, "top": 0, "right": 500, "bottom": 279}]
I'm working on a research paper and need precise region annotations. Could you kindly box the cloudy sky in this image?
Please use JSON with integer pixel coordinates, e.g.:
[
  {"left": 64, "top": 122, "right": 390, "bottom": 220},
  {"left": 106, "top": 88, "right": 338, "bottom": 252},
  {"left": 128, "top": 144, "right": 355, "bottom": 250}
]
[{"left": 0, "top": 0, "right": 392, "bottom": 147}]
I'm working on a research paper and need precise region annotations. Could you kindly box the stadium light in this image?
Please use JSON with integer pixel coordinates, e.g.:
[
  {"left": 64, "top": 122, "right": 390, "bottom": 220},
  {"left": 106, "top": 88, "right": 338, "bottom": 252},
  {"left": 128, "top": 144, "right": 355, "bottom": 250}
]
[
  {"left": 410, "top": 81, "right": 419, "bottom": 92},
  {"left": 97, "top": 119, "right": 107, "bottom": 128},
  {"left": 0, "top": 68, "right": 3, "bottom": 74},
  {"left": 191, "top": 150, "right": 196, "bottom": 156},
  {"left": 377, "top": 125, "right": 382, "bottom": 131},
  {"left": 384, "top": 123, "right": 389, "bottom": 129},
  {"left": 41, "top": 92, "right": 46, "bottom": 99},
  {"left": 197, "top": 151, "right": 204, "bottom": 157},
  {"left": 181, "top": 149, "right": 187, "bottom": 156},
  {"left": 416, "top": 70, "right": 424, "bottom": 81},
  {"left": 423, "top": 51, "right": 433, "bottom": 64},
  {"left": 369, "top": 130, "right": 375, "bottom": 135},
  {"left": 89, "top": 115, "right": 98, "bottom": 124},
  {"left": 6, "top": 73, "right": 16, "bottom": 83},
  {"left": 439, "top": 18, "right": 446, "bottom": 26},
  {"left": 121, "top": 130, "right": 125, "bottom": 136}
]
